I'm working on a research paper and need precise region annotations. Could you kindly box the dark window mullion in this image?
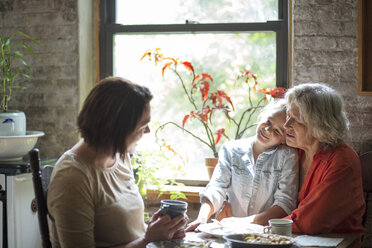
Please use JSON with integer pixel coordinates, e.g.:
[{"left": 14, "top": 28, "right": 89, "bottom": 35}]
[
  {"left": 276, "top": 0, "right": 289, "bottom": 87},
  {"left": 104, "top": 22, "right": 283, "bottom": 34},
  {"left": 99, "top": 28, "right": 114, "bottom": 79}
]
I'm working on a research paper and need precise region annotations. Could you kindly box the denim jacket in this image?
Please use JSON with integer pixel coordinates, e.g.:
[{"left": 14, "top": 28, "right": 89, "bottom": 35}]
[{"left": 200, "top": 137, "right": 299, "bottom": 217}]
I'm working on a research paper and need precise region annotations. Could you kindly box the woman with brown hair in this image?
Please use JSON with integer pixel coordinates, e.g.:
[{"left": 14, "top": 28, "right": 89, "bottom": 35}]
[{"left": 47, "top": 77, "right": 187, "bottom": 248}]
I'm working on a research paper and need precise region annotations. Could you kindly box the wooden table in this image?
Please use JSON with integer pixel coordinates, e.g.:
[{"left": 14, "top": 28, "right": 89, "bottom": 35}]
[
  {"left": 185, "top": 231, "right": 360, "bottom": 248},
  {"left": 292, "top": 233, "right": 360, "bottom": 248}
]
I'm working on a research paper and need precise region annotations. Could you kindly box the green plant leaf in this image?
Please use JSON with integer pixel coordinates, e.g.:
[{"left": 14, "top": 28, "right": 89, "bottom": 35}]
[
  {"left": 3, "top": 37, "right": 10, "bottom": 46},
  {"left": 18, "top": 31, "right": 38, "bottom": 45},
  {"left": 10, "top": 85, "right": 27, "bottom": 89},
  {"left": 14, "top": 51, "right": 24, "bottom": 57},
  {"left": 22, "top": 43, "right": 35, "bottom": 54},
  {"left": 17, "top": 56, "right": 30, "bottom": 68},
  {"left": 22, "top": 73, "right": 33, "bottom": 80}
]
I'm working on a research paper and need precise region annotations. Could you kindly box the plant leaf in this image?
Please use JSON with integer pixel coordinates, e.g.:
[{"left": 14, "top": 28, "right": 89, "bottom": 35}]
[
  {"left": 22, "top": 43, "right": 35, "bottom": 54},
  {"left": 140, "top": 50, "right": 151, "bottom": 61},
  {"left": 14, "top": 51, "right": 24, "bottom": 57},
  {"left": 182, "top": 115, "right": 190, "bottom": 129},
  {"left": 3, "top": 37, "right": 10, "bottom": 46},
  {"left": 17, "top": 31, "right": 38, "bottom": 44},
  {"left": 199, "top": 81, "right": 210, "bottom": 102},
  {"left": 182, "top": 61, "right": 194, "bottom": 74},
  {"left": 10, "top": 85, "right": 27, "bottom": 89},
  {"left": 162, "top": 62, "right": 173, "bottom": 76},
  {"left": 17, "top": 56, "right": 30, "bottom": 68},
  {"left": 200, "top": 73, "right": 213, "bottom": 83},
  {"left": 21, "top": 74, "right": 33, "bottom": 79},
  {"left": 215, "top": 128, "right": 225, "bottom": 145}
]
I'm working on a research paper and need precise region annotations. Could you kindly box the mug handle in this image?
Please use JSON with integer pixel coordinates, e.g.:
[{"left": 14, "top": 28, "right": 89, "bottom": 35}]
[{"left": 263, "top": 226, "right": 271, "bottom": 234}]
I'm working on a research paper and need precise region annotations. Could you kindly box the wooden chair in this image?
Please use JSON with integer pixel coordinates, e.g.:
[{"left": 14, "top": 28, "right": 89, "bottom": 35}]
[
  {"left": 360, "top": 151, "right": 372, "bottom": 247},
  {"left": 361, "top": 151, "right": 372, "bottom": 225},
  {"left": 29, "top": 148, "right": 53, "bottom": 248}
]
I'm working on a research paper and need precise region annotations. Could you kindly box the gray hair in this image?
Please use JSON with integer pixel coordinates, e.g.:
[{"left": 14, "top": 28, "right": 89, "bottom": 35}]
[
  {"left": 285, "top": 83, "right": 349, "bottom": 149},
  {"left": 257, "top": 98, "right": 287, "bottom": 123}
]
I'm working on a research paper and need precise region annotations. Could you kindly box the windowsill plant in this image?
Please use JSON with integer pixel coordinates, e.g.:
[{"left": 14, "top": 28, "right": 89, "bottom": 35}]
[
  {"left": 0, "top": 31, "right": 37, "bottom": 136},
  {"left": 141, "top": 48, "right": 285, "bottom": 159}
]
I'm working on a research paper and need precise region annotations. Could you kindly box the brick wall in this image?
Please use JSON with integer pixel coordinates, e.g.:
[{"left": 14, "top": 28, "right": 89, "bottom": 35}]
[
  {"left": 293, "top": 0, "right": 372, "bottom": 155},
  {"left": 0, "top": 0, "right": 79, "bottom": 159},
  {"left": 0, "top": 0, "right": 371, "bottom": 243},
  {"left": 1, "top": 1, "right": 371, "bottom": 159}
]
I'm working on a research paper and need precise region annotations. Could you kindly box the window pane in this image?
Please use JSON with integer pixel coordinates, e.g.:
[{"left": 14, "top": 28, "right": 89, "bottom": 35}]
[
  {"left": 113, "top": 33, "right": 276, "bottom": 180},
  {"left": 116, "top": 0, "right": 278, "bottom": 25}
]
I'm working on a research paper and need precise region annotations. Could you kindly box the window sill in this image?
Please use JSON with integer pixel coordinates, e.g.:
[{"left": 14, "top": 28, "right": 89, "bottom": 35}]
[{"left": 146, "top": 184, "right": 205, "bottom": 203}]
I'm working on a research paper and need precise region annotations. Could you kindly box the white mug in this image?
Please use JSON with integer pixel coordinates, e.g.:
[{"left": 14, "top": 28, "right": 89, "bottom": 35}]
[{"left": 263, "top": 219, "right": 293, "bottom": 236}]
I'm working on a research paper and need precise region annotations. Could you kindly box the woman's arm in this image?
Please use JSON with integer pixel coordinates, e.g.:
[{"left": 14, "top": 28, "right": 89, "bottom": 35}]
[
  {"left": 199, "top": 142, "right": 234, "bottom": 215},
  {"left": 252, "top": 205, "right": 287, "bottom": 225},
  {"left": 185, "top": 198, "right": 214, "bottom": 232}
]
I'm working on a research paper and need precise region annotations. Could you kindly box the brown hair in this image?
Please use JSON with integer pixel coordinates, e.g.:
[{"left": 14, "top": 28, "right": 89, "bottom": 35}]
[{"left": 77, "top": 77, "right": 153, "bottom": 157}]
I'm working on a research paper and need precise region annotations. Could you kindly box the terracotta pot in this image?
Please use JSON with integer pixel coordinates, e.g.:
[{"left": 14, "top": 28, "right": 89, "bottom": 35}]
[{"left": 205, "top": 158, "right": 218, "bottom": 179}]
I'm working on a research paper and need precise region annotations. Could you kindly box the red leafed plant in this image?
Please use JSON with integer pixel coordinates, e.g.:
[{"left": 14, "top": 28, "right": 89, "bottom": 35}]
[{"left": 141, "top": 48, "right": 285, "bottom": 158}]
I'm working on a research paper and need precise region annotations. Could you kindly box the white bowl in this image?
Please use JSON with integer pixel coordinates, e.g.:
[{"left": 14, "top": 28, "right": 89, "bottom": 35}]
[{"left": 0, "top": 131, "right": 45, "bottom": 161}]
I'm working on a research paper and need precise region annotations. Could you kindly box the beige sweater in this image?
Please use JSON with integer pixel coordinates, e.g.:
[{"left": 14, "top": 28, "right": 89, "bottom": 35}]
[{"left": 47, "top": 151, "right": 146, "bottom": 248}]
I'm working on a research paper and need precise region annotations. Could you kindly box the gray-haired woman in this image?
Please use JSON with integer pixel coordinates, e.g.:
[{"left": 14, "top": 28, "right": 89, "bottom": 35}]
[{"left": 283, "top": 83, "right": 365, "bottom": 237}]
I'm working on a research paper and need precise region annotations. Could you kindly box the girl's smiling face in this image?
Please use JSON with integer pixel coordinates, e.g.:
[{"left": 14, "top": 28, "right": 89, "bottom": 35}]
[{"left": 255, "top": 110, "right": 286, "bottom": 149}]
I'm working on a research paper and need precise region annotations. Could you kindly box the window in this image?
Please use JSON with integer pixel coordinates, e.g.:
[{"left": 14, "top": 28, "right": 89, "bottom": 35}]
[
  {"left": 359, "top": 0, "right": 372, "bottom": 95},
  {"left": 99, "top": 0, "right": 289, "bottom": 181}
]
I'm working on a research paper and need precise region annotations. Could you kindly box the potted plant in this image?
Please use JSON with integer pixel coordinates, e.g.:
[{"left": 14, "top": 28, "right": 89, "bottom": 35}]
[
  {"left": 131, "top": 138, "right": 187, "bottom": 221},
  {"left": 141, "top": 48, "right": 285, "bottom": 177},
  {"left": 0, "top": 31, "right": 37, "bottom": 136}
]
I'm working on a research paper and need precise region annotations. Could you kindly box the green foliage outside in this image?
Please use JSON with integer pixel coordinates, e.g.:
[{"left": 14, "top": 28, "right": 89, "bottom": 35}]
[{"left": 131, "top": 124, "right": 187, "bottom": 200}]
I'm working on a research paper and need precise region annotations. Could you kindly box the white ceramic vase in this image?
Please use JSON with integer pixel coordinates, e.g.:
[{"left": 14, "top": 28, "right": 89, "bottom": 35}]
[{"left": 0, "top": 111, "right": 26, "bottom": 136}]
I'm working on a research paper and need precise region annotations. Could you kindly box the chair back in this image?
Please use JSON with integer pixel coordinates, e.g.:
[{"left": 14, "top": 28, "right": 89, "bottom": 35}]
[
  {"left": 360, "top": 151, "right": 372, "bottom": 248},
  {"left": 29, "top": 148, "right": 52, "bottom": 248},
  {"left": 361, "top": 151, "right": 372, "bottom": 193}
]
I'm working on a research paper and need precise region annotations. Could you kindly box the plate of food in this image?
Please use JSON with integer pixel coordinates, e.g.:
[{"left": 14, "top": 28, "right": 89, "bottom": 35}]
[
  {"left": 223, "top": 233, "right": 294, "bottom": 248},
  {"left": 146, "top": 239, "right": 213, "bottom": 248},
  {"left": 197, "top": 222, "right": 264, "bottom": 238}
]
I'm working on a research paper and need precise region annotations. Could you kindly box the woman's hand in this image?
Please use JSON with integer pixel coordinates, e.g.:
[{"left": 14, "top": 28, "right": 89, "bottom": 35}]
[
  {"left": 185, "top": 219, "right": 205, "bottom": 232},
  {"left": 144, "top": 209, "right": 188, "bottom": 243}
]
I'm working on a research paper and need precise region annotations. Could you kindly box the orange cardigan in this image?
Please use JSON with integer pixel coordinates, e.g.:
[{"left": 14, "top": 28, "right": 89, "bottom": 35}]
[{"left": 285, "top": 143, "right": 365, "bottom": 235}]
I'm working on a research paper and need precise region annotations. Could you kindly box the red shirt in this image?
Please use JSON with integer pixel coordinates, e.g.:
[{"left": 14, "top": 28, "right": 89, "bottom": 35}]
[{"left": 285, "top": 143, "right": 365, "bottom": 235}]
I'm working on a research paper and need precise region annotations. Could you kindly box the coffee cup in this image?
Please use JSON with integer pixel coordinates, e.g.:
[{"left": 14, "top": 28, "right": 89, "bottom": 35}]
[
  {"left": 160, "top": 199, "right": 188, "bottom": 218},
  {"left": 263, "top": 219, "right": 293, "bottom": 236}
]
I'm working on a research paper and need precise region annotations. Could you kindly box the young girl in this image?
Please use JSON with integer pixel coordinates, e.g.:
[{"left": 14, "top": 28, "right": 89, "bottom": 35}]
[{"left": 186, "top": 99, "right": 298, "bottom": 231}]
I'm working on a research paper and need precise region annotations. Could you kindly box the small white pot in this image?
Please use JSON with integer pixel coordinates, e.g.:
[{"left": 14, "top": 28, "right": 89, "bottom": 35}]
[{"left": 0, "top": 111, "right": 26, "bottom": 136}]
